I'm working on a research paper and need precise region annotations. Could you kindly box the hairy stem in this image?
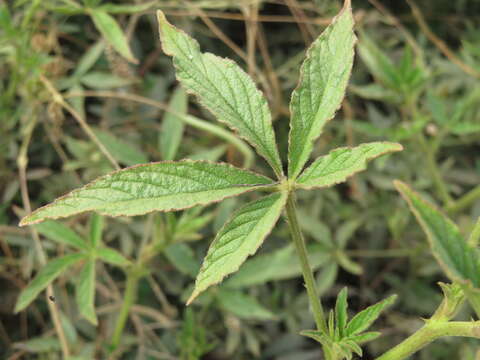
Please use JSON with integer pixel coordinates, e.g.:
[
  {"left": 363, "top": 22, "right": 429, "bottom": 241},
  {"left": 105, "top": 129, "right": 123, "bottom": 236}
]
[
  {"left": 285, "top": 195, "right": 327, "bottom": 333},
  {"left": 111, "top": 269, "right": 141, "bottom": 349},
  {"left": 375, "top": 320, "right": 480, "bottom": 360}
]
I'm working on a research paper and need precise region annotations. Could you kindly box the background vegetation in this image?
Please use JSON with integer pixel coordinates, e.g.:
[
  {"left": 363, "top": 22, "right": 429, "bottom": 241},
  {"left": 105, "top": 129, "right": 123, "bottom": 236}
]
[{"left": 1, "top": 0, "right": 479, "bottom": 359}]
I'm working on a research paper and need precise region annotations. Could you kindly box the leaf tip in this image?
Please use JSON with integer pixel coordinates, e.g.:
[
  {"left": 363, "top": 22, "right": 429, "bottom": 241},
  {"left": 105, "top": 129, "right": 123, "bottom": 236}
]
[
  {"left": 186, "top": 291, "right": 198, "bottom": 306},
  {"left": 391, "top": 142, "right": 404, "bottom": 152},
  {"left": 156, "top": 9, "right": 166, "bottom": 24},
  {"left": 13, "top": 301, "right": 23, "bottom": 314},
  {"left": 393, "top": 180, "right": 411, "bottom": 197},
  {"left": 19, "top": 215, "right": 37, "bottom": 227}
]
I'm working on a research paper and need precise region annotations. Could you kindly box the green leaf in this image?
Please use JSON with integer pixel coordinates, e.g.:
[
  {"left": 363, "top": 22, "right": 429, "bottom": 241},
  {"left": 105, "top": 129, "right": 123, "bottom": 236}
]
[
  {"left": 165, "top": 243, "right": 200, "bottom": 277},
  {"left": 89, "top": 9, "right": 137, "bottom": 63},
  {"left": 395, "top": 181, "right": 480, "bottom": 287},
  {"left": 296, "top": 142, "right": 403, "bottom": 189},
  {"left": 96, "top": 247, "right": 130, "bottom": 266},
  {"left": 76, "top": 259, "right": 97, "bottom": 324},
  {"left": 67, "top": 83, "right": 86, "bottom": 119},
  {"left": 15, "top": 254, "right": 85, "bottom": 312},
  {"left": 225, "top": 243, "right": 329, "bottom": 288},
  {"left": 13, "top": 336, "right": 61, "bottom": 353},
  {"left": 357, "top": 32, "right": 400, "bottom": 90},
  {"left": 92, "top": 128, "right": 148, "bottom": 166},
  {"left": 20, "top": 160, "right": 272, "bottom": 226},
  {"left": 35, "top": 220, "right": 88, "bottom": 251},
  {"left": 217, "top": 288, "right": 276, "bottom": 320},
  {"left": 346, "top": 294, "right": 396, "bottom": 336},
  {"left": 288, "top": 0, "right": 356, "bottom": 179},
  {"left": 157, "top": 11, "right": 283, "bottom": 177},
  {"left": 89, "top": 213, "right": 104, "bottom": 248},
  {"left": 300, "top": 330, "right": 328, "bottom": 345},
  {"left": 160, "top": 86, "right": 187, "bottom": 161},
  {"left": 81, "top": 72, "right": 136, "bottom": 89},
  {"left": 335, "top": 287, "right": 349, "bottom": 336},
  {"left": 97, "top": 1, "right": 156, "bottom": 14},
  {"left": 348, "top": 331, "right": 381, "bottom": 344},
  {"left": 74, "top": 41, "right": 105, "bottom": 77},
  {"left": 187, "top": 191, "right": 288, "bottom": 304}
]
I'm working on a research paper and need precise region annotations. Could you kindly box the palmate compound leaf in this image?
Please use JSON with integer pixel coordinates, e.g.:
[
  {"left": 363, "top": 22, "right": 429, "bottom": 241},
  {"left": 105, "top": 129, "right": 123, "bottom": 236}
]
[
  {"left": 296, "top": 142, "right": 403, "bottom": 189},
  {"left": 288, "top": 0, "right": 356, "bottom": 179},
  {"left": 157, "top": 11, "right": 283, "bottom": 178},
  {"left": 301, "top": 290, "right": 395, "bottom": 358},
  {"left": 395, "top": 181, "right": 480, "bottom": 287},
  {"left": 20, "top": 160, "right": 273, "bottom": 226},
  {"left": 187, "top": 191, "right": 288, "bottom": 304}
]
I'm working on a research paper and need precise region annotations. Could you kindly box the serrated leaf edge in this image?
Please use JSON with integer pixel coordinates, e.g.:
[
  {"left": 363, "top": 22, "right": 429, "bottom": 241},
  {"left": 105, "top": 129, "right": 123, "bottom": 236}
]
[
  {"left": 157, "top": 10, "right": 284, "bottom": 178},
  {"left": 20, "top": 159, "right": 275, "bottom": 226},
  {"left": 394, "top": 180, "right": 475, "bottom": 286},
  {"left": 287, "top": 0, "right": 356, "bottom": 179},
  {"left": 296, "top": 142, "right": 403, "bottom": 190},
  {"left": 186, "top": 191, "right": 288, "bottom": 304}
]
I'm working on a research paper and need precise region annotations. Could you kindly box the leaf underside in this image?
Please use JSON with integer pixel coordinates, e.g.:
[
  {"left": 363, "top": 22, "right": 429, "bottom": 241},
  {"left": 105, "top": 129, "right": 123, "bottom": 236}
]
[
  {"left": 288, "top": 0, "right": 356, "bottom": 179},
  {"left": 20, "top": 160, "right": 273, "bottom": 226},
  {"left": 157, "top": 11, "right": 283, "bottom": 177},
  {"left": 395, "top": 181, "right": 480, "bottom": 287},
  {"left": 187, "top": 191, "right": 288, "bottom": 304},
  {"left": 297, "top": 142, "right": 403, "bottom": 189}
]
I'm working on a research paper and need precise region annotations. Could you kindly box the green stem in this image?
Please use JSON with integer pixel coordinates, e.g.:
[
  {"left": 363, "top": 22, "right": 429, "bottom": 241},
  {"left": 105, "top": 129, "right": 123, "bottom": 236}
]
[
  {"left": 285, "top": 195, "right": 327, "bottom": 334},
  {"left": 375, "top": 320, "right": 480, "bottom": 360},
  {"left": 111, "top": 269, "right": 141, "bottom": 349},
  {"left": 416, "top": 133, "right": 452, "bottom": 206},
  {"left": 323, "top": 345, "right": 340, "bottom": 360},
  {"left": 447, "top": 185, "right": 480, "bottom": 215}
]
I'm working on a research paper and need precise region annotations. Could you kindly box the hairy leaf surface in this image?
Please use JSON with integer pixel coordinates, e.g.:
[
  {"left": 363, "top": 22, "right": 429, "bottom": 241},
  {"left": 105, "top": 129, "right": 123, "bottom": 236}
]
[
  {"left": 395, "top": 181, "right": 480, "bottom": 287},
  {"left": 296, "top": 142, "right": 402, "bottom": 189},
  {"left": 76, "top": 259, "right": 97, "bottom": 324},
  {"left": 157, "top": 11, "right": 283, "bottom": 177},
  {"left": 15, "top": 254, "right": 84, "bottom": 312},
  {"left": 20, "top": 161, "right": 273, "bottom": 226},
  {"left": 187, "top": 192, "right": 288, "bottom": 304},
  {"left": 288, "top": 0, "right": 356, "bottom": 179}
]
